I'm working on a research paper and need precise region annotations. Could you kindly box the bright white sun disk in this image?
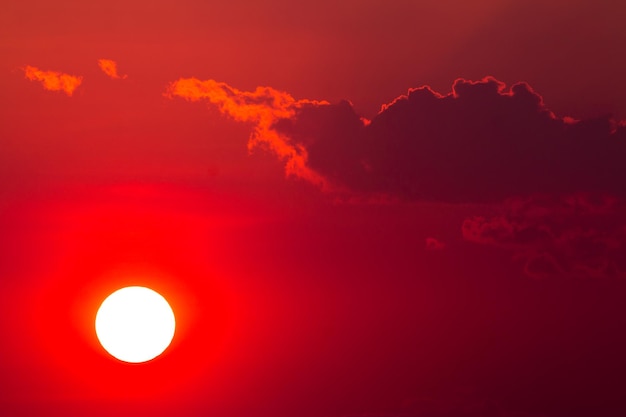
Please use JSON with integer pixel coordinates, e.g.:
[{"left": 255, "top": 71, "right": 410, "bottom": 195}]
[{"left": 95, "top": 286, "right": 176, "bottom": 363}]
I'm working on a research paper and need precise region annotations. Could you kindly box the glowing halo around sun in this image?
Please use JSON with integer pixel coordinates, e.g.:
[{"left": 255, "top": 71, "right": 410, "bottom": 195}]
[{"left": 95, "top": 286, "right": 176, "bottom": 363}]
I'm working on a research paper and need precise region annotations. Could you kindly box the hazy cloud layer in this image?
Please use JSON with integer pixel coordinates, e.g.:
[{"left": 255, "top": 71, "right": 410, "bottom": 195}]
[
  {"left": 97, "top": 59, "right": 127, "bottom": 79},
  {"left": 463, "top": 193, "right": 626, "bottom": 279},
  {"left": 23, "top": 65, "right": 83, "bottom": 96}
]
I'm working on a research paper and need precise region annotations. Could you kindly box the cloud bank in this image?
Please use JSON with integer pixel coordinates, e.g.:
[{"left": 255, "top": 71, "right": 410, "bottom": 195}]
[
  {"left": 168, "top": 76, "right": 626, "bottom": 278},
  {"left": 168, "top": 76, "right": 626, "bottom": 203},
  {"left": 23, "top": 65, "right": 83, "bottom": 96}
]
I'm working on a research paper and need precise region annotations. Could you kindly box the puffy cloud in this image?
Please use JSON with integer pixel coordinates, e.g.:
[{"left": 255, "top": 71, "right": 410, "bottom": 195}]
[
  {"left": 462, "top": 193, "right": 626, "bottom": 279},
  {"left": 277, "top": 77, "right": 626, "bottom": 202},
  {"left": 23, "top": 65, "right": 82, "bottom": 96},
  {"left": 168, "top": 76, "right": 626, "bottom": 203},
  {"left": 97, "top": 59, "right": 127, "bottom": 79},
  {"left": 166, "top": 77, "right": 330, "bottom": 188},
  {"left": 168, "top": 76, "right": 626, "bottom": 279}
]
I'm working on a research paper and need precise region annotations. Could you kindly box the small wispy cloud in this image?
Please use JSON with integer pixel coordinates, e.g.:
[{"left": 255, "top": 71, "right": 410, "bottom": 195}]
[
  {"left": 23, "top": 65, "right": 82, "bottom": 96},
  {"left": 97, "top": 59, "right": 127, "bottom": 79},
  {"left": 166, "top": 77, "right": 331, "bottom": 188}
]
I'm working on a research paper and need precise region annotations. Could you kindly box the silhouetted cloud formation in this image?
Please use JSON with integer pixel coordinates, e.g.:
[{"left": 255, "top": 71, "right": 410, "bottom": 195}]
[
  {"left": 23, "top": 65, "right": 82, "bottom": 96},
  {"left": 169, "top": 76, "right": 626, "bottom": 203},
  {"left": 275, "top": 77, "right": 626, "bottom": 202},
  {"left": 168, "top": 76, "right": 626, "bottom": 279}
]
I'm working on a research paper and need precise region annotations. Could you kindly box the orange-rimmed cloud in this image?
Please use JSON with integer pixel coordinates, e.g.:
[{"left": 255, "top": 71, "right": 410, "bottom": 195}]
[
  {"left": 168, "top": 76, "right": 626, "bottom": 205},
  {"left": 166, "top": 78, "right": 331, "bottom": 188},
  {"left": 23, "top": 65, "right": 82, "bottom": 96},
  {"left": 97, "top": 59, "right": 127, "bottom": 79}
]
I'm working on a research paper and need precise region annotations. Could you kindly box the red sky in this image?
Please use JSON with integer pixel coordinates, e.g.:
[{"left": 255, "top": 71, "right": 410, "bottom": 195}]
[{"left": 2, "top": 1, "right": 626, "bottom": 416}]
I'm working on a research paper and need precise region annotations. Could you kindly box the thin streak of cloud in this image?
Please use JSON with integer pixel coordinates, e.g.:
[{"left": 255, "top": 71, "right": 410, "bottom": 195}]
[
  {"left": 97, "top": 59, "right": 127, "bottom": 79},
  {"left": 22, "top": 65, "right": 82, "bottom": 96}
]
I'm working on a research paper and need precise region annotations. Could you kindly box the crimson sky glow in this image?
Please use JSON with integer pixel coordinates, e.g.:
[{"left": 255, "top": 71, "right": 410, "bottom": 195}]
[{"left": 2, "top": 1, "right": 626, "bottom": 417}]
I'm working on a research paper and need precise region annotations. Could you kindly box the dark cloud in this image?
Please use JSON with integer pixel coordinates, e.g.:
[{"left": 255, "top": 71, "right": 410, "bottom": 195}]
[
  {"left": 271, "top": 77, "right": 626, "bottom": 279},
  {"left": 274, "top": 77, "right": 626, "bottom": 202},
  {"left": 168, "top": 76, "right": 626, "bottom": 202},
  {"left": 169, "top": 76, "right": 626, "bottom": 279},
  {"left": 462, "top": 193, "right": 626, "bottom": 279}
]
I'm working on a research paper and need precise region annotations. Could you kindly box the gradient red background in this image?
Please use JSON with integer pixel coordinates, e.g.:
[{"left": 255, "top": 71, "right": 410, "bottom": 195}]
[{"left": 2, "top": 1, "right": 626, "bottom": 416}]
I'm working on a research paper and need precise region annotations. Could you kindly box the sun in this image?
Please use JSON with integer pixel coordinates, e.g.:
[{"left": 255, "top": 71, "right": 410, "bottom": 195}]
[{"left": 95, "top": 286, "right": 176, "bottom": 363}]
